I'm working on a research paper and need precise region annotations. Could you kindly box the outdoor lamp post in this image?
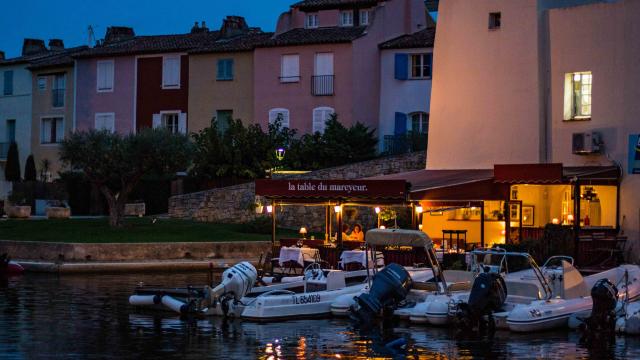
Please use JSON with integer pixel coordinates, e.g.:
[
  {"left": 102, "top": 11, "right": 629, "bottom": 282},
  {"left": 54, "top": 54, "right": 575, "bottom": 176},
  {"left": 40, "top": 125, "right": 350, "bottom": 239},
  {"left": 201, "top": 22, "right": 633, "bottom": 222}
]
[
  {"left": 415, "top": 205, "right": 424, "bottom": 230},
  {"left": 275, "top": 148, "right": 286, "bottom": 161},
  {"left": 375, "top": 207, "right": 381, "bottom": 228}
]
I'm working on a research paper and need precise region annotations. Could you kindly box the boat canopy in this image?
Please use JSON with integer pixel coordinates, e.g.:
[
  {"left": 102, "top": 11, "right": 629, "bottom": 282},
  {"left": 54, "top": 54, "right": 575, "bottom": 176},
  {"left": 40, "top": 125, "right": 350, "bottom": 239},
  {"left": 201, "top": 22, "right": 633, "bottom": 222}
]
[{"left": 365, "top": 229, "right": 433, "bottom": 249}]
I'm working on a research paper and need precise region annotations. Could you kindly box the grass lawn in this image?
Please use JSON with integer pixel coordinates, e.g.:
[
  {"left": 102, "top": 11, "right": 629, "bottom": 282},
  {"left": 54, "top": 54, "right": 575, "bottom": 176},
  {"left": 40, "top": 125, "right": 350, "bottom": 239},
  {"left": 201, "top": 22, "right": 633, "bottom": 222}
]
[{"left": 0, "top": 218, "right": 299, "bottom": 243}]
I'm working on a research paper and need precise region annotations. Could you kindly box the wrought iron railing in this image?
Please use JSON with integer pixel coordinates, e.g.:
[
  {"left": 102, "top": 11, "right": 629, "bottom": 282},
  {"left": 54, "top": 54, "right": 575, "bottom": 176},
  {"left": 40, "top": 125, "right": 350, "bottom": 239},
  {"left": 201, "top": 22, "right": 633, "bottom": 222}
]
[
  {"left": 52, "top": 89, "right": 65, "bottom": 107},
  {"left": 311, "top": 75, "right": 334, "bottom": 96},
  {"left": 383, "top": 133, "right": 428, "bottom": 155}
]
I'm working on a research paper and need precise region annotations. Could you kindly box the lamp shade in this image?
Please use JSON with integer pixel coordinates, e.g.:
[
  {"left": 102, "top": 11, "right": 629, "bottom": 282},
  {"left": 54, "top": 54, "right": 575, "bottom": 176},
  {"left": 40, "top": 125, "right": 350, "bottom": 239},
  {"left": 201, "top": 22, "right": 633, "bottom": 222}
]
[
  {"left": 266, "top": 205, "right": 273, "bottom": 213},
  {"left": 374, "top": 207, "right": 381, "bottom": 214},
  {"left": 415, "top": 206, "right": 424, "bottom": 214},
  {"left": 334, "top": 205, "right": 342, "bottom": 213},
  {"left": 299, "top": 227, "right": 307, "bottom": 234}
]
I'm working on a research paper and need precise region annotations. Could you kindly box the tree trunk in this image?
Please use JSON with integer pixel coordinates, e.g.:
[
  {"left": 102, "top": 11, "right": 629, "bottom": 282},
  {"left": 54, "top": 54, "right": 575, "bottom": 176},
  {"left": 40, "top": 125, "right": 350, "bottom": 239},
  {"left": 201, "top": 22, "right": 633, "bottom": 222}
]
[{"left": 99, "top": 186, "right": 123, "bottom": 228}]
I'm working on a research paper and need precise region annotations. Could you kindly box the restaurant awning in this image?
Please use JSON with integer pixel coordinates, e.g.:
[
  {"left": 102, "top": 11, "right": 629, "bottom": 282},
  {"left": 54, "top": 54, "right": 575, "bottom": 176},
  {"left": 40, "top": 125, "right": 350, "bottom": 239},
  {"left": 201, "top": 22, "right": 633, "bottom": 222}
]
[
  {"left": 494, "top": 164, "right": 620, "bottom": 185},
  {"left": 255, "top": 179, "right": 408, "bottom": 203}
]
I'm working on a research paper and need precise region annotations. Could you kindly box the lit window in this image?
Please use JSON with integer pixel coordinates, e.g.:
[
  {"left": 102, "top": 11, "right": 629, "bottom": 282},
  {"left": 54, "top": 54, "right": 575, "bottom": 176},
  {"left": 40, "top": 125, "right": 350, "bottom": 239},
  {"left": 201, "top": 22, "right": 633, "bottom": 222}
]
[
  {"left": 359, "top": 10, "right": 370, "bottom": 25},
  {"left": 162, "top": 55, "right": 181, "bottom": 88},
  {"left": 410, "top": 54, "right": 432, "bottom": 79},
  {"left": 409, "top": 112, "right": 429, "bottom": 134},
  {"left": 305, "top": 13, "right": 319, "bottom": 28},
  {"left": 269, "top": 108, "right": 290, "bottom": 128},
  {"left": 41, "top": 117, "right": 64, "bottom": 144},
  {"left": 489, "top": 12, "right": 501, "bottom": 30},
  {"left": 564, "top": 72, "right": 592, "bottom": 120},
  {"left": 340, "top": 11, "right": 354, "bottom": 27}
]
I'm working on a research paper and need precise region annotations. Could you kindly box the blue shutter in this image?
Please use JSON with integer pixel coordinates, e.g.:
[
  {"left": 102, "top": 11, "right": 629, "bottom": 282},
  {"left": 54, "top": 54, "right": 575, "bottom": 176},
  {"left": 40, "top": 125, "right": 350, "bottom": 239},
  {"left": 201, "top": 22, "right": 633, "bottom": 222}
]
[
  {"left": 426, "top": 53, "right": 433, "bottom": 78},
  {"left": 394, "top": 112, "right": 407, "bottom": 135},
  {"left": 216, "top": 60, "right": 224, "bottom": 80},
  {"left": 3, "top": 70, "right": 13, "bottom": 95},
  {"left": 394, "top": 54, "right": 408, "bottom": 80}
]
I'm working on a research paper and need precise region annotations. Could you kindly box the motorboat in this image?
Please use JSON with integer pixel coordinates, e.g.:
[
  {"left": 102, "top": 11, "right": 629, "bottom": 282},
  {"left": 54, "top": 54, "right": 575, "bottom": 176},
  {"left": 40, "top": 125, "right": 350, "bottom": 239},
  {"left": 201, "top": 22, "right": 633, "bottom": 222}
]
[{"left": 0, "top": 254, "right": 24, "bottom": 276}]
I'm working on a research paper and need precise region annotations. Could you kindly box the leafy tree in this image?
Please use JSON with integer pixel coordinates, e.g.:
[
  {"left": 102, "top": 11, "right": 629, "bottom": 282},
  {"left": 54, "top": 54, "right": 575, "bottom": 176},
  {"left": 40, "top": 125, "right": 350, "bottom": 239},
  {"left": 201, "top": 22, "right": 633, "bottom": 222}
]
[
  {"left": 60, "top": 129, "right": 193, "bottom": 227},
  {"left": 4, "top": 142, "right": 20, "bottom": 182},
  {"left": 24, "top": 155, "right": 37, "bottom": 181}
]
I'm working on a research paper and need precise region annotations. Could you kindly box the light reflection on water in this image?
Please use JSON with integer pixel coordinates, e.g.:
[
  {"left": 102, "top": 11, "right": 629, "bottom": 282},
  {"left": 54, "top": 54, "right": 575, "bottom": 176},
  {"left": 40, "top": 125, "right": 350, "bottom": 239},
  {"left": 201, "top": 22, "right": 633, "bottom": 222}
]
[{"left": 1, "top": 273, "right": 639, "bottom": 359}]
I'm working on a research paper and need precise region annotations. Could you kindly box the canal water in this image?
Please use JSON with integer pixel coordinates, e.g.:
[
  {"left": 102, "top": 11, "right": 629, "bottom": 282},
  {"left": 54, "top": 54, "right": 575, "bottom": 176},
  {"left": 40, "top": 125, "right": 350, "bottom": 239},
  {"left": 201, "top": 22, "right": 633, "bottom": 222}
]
[{"left": 1, "top": 273, "right": 639, "bottom": 359}]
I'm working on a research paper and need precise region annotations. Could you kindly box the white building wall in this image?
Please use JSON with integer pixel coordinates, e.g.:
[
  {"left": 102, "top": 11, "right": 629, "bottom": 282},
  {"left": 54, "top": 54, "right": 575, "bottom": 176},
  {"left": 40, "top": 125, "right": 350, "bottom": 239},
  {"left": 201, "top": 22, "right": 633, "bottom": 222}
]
[
  {"left": 0, "top": 63, "right": 32, "bottom": 196},
  {"left": 378, "top": 48, "right": 432, "bottom": 152}
]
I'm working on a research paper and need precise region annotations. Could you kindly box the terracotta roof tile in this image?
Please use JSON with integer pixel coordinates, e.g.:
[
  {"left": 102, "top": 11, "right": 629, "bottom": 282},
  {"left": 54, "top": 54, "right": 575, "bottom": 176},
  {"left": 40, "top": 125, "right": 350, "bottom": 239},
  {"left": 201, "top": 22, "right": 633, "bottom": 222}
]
[
  {"left": 379, "top": 27, "right": 436, "bottom": 49},
  {"left": 259, "top": 26, "right": 366, "bottom": 47},
  {"left": 190, "top": 32, "right": 274, "bottom": 54},
  {"left": 293, "top": 0, "right": 380, "bottom": 11},
  {"left": 27, "top": 46, "right": 89, "bottom": 70}
]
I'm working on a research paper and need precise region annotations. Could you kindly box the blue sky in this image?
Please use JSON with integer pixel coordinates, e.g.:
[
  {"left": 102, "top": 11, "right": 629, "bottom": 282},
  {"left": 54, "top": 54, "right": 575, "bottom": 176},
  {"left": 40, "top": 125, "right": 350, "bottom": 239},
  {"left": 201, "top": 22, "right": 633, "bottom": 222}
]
[{"left": 0, "top": 0, "right": 292, "bottom": 58}]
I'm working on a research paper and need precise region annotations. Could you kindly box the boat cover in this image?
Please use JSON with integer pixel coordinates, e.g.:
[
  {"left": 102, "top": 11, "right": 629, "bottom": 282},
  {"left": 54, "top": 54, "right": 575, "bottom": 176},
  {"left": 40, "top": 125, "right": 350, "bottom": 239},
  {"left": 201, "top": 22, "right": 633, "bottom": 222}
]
[{"left": 365, "top": 229, "right": 433, "bottom": 249}]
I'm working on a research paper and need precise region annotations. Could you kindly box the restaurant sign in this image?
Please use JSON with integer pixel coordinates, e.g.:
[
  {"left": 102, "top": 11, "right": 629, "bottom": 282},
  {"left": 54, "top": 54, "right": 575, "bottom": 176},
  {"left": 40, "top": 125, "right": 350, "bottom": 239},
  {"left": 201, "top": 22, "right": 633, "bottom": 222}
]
[
  {"left": 255, "top": 179, "right": 407, "bottom": 200},
  {"left": 630, "top": 134, "right": 640, "bottom": 174}
]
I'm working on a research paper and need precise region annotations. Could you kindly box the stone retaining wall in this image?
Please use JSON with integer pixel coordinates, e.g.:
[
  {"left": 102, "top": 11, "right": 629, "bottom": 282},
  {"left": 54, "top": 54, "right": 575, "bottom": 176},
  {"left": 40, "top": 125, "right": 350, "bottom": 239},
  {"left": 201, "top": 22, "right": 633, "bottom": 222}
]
[
  {"left": 169, "top": 151, "right": 425, "bottom": 229},
  {"left": 0, "top": 240, "right": 272, "bottom": 262}
]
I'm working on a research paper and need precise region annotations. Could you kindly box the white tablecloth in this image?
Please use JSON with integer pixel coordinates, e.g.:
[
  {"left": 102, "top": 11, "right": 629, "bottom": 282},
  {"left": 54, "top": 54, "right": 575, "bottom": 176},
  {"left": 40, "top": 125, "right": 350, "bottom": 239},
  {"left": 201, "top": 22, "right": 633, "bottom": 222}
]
[
  {"left": 339, "top": 250, "right": 384, "bottom": 269},
  {"left": 279, "top": 247, "right": 320, "bottom": 266}
]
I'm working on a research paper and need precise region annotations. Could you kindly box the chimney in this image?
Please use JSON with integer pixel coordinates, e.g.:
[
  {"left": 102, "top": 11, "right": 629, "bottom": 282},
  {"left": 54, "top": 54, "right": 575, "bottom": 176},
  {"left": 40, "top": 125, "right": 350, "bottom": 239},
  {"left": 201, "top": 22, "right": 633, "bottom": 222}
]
[
  {"left": 48, "top": 39, "right": 65, "bottom": 51},
  {"left": 190, "top": 21, "right": 200, "bottom": 34},
  {"left": 104, "top": 26, "right": 135, "bottom": 44},
  {"left": 201, "top": 21, "right": 209, "bottom": 32},
  {"left": 22, "top": 39, "right": 47, "bottom": 56},
  {"left": 0, "top": 51, "right": 4, "bottom": 61},
  {"left": 220, "top": 16, "right": 249, "bottom": 38}
]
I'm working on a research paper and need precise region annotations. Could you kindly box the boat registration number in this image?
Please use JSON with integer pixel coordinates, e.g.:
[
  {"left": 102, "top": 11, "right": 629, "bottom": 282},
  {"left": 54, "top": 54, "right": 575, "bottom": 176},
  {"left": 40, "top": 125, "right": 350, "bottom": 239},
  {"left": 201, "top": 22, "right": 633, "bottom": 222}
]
[{"left": 292, "top": 294, "right": 321, "bottom": 305}]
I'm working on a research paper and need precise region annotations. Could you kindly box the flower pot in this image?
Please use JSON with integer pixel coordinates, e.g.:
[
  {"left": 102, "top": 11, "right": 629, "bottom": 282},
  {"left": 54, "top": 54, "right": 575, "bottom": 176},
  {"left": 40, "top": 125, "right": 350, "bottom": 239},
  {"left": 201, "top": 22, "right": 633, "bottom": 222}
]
[
  {"left": 46, "top": 207, "right": 71, "bottom": 219},
  {"left": 7, "top": 206, "right": 31, "bottom": 219}
]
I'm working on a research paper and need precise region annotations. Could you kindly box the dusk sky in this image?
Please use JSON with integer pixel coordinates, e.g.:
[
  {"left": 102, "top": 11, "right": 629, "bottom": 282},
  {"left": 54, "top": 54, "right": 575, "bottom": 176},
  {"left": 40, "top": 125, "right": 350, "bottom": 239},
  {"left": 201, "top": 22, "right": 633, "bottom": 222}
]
[{"left": 0, "top": 0, "right": 291, "bottom": 58}]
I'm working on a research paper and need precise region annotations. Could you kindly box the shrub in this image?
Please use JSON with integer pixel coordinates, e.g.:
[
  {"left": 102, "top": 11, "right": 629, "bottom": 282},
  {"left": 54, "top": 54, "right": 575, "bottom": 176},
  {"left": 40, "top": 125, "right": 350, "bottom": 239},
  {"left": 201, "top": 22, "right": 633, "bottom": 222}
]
[
  {"left": 241, "top": 216, "right": 272, "bottom": 234},
  {"left": 24, "top": 155, "right": 37, "bottom": 181},
  {"left": 4, "top": 142, "right": 20, "bottom": 181}
]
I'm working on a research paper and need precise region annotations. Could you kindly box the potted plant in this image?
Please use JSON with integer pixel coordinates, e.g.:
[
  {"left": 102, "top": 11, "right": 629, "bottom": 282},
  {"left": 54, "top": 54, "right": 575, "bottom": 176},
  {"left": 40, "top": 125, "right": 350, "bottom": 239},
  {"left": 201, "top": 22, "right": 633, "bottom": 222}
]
[{"left": 6, "top": 190, "right": 31, "bottom": 218}]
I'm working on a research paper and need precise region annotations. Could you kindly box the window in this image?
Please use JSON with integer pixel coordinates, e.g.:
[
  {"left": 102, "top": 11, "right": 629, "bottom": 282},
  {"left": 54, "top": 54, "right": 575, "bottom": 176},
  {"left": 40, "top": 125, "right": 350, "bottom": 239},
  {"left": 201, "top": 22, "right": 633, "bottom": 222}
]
[
  {"left": 96, "top": 60, "right": 114, "bottom": 92},
  {"left": 217, "top": 59, "right": 234, "bottom": 81},
  {"left": 489, "top": 12, "right": 501, "bottom": 30},
  {"left": 162, "top": 55, "right": 181, "bottom": 89},
  {"left": 37, "top": 77, "right": 47, "bottom": 91},
  {"left": 216, "top": 110, "right": 233, "bottom": 134},
  {"left": 305, "top": 13, "right": 319, "bottom": 28},
  {"left": 94, "top": 113, "right": 115, "bottom": 132},
  {"left": 3, "top": 70, "right": 13, "bottom": 95},
  {"left": 313, "top": 53, "right": 334, "bottom": 95},
  {"left": 564, "top": 72, "right": 592, "bottom": 120},
  {"left": 6, "top": 119, "right": 16, "bottom": 143},
  {"left": 280, "top": 54, "right": 300, "bottom": 83},
  {"left": 340, "top": 11, "right": 354, "bottom": 26},
  {"left": 162, "top": 113, "right": 180, "bottom": 134},
  {"left": 41, "top": 117, "right": 64, "bottom": 144},
  {"left": 269, "top": 108, "right": 290, "bottom": 128},
  {"left": 359, "top": 9, "right": 370, "bottom": 25},
  {"left": 153, "top": 112, "right": 186, "bottom": 133},
  {"left": 52, "top": 74, "right": 65, "bottom": 108},
  {"left": 312, "top": 107, "right": 334, "bottom": 133},
  {"left": 410, "top": 53, "right": 432, "bottom": 79},
  {"left": 409, "top": 112, "right": 429, "bottom": 134}
]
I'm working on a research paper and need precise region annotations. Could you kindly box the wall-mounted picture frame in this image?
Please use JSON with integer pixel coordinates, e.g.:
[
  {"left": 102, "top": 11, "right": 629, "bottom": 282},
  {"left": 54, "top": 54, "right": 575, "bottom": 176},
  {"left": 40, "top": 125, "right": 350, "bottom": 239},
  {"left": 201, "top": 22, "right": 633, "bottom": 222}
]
[{"left": 522, "top": 205, "right": 535, "bottom": 227}]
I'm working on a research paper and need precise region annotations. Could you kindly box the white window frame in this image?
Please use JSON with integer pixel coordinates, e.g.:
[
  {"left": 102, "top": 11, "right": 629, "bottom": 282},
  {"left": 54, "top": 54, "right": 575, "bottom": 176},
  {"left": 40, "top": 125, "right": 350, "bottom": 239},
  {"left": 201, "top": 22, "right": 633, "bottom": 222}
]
[
  {"left": 280, "top": 54, "right": 300, "bottom": 83},
  {"left": 409, "top": 53, "right": 432, "bottom": 79},
  {"left": 564, "top": 71, "right": 592, "bottom": 120},
  {"left": 359, "top": 9, "right": 370, "bottom": 25},
  {"left": 340, "top": 10, "right": 354, "bottom": 27},
  {"left": 269, "top": 108, "right": 290, "bottom": 128},
  {"left": 40, "top": 116, "right": 64, "bottom": 145},
  {"left": 94, "top": 112, "right": 116, "bottom": 133},
  {"left": 96, "top": 60, "right": 114, "bottom": 92},
  {"left": 312, "top": 106, "right": 334, "bottom": 134},
  {"left": 37, "top": 76, "right": 47, "bottom": 91},
  {"left": 162, "top": 55, "right": 181, "bottom": 89},
  {"left": 52, "top": 73, "right": 66, "bottom": 109},
  {"left": 158, "top": 110, "right": 181, "bottom": 134},
  {"left": 305, "top": 13, "right": 319, "bottom": 28},
  {"left": 408, "top": 112, "right": 429, "bottom": 134}
]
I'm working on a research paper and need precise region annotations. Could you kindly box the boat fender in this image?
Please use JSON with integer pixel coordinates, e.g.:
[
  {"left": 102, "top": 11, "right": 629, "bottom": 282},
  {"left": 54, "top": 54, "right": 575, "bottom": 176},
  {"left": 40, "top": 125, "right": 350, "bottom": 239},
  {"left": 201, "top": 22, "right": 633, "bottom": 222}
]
[{"left": 161, "top": 295, "right": 192, "bottom": 315}]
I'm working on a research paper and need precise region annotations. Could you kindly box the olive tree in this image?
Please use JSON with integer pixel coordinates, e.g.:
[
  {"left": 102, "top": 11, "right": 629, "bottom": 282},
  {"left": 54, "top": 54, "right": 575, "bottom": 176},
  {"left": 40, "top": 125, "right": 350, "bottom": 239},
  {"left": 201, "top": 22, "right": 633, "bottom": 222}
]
[{"left": 60, "top": 129, "right": 193, "bottom": 227}]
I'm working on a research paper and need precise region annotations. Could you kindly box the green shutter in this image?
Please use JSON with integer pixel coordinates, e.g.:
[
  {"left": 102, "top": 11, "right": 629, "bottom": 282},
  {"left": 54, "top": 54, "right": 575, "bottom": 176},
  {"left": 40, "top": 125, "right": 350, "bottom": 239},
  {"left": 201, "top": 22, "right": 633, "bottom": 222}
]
[{"left": 216, "top": 60, "right": 225, "bottom": 80}]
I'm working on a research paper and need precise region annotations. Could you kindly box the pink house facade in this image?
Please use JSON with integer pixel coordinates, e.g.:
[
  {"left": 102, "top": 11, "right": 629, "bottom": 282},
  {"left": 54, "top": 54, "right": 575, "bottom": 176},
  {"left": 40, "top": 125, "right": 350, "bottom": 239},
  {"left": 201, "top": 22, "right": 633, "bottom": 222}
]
[{"left": 253, "top": 0, "right": 430, "bottom": 135}]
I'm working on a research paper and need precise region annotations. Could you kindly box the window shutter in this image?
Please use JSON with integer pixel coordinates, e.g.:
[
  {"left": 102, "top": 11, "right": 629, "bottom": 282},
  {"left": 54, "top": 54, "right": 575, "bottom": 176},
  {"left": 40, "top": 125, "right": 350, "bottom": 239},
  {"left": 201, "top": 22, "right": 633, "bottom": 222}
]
[
  {"left": 313, "top": 109, "right": 324, "bottom": 133},
  {"left": 217, "top": 59, "right": 224, "bottom": 79},
  {"left": 55, "top": 119, "right": 64, "bottom": 142},
  {"left": 152, "top": 114, "right": 161, "bottom": 129},
  {"left": 42, "top": 119, "right": 52, "bottom": 143},
  {"left": 227, "top": 59, "right": 234, "bottom": 79},
  {"left": 4, "top": 70, "right": 14, "bottom": 95},
  {"left": 282, "top": 111, "right": 290, "bottom": 128},
  {"left": 394, "top": 54, "right": 408, "bottom": 80},
  {"left": 426, "top": 53, "right": 433, "bottom": 77},
  {"left": 178, "top": 113, "right": 187, "bottom": 134},
  {"left": 394, "top": 112, "right": 407, "bottom": 135}
]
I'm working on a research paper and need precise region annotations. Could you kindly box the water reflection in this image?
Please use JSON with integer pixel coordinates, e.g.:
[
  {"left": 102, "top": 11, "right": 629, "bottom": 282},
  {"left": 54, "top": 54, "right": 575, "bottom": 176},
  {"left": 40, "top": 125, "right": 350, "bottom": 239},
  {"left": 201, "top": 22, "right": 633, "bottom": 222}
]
[{"left": 1, "top": 273, "right": 639, "bottom": 359}]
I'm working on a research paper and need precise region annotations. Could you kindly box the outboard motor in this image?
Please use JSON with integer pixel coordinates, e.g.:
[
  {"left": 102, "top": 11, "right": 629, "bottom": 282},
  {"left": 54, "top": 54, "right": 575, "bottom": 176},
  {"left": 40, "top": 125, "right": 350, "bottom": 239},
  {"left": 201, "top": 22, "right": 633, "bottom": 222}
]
[
  {"left": 454, "top": 272, "right": 507, "bottom": 336},
  {"left": 350, "top": 263, "right": 412, "bottom": 324},
  {"left": 206, "top": 262, "right": 258, "bottom": 316},
  {"left": 581, "top": 278, "right": 618, "bottom": 344}
]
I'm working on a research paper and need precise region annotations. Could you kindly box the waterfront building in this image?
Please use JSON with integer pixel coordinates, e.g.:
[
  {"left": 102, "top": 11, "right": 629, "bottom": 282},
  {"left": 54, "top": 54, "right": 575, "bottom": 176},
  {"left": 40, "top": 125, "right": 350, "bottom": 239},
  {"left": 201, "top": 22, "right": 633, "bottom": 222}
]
[{"left": 253, "top": 0, "right": 432, "bottom": 137}]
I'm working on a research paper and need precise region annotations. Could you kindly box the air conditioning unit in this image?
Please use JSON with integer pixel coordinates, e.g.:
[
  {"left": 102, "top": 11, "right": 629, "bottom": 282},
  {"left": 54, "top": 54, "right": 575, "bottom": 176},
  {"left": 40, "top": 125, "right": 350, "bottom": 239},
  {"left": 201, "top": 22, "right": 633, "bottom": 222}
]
[{"left": 572, "top": 132, "right": 603, "bottom": 155}]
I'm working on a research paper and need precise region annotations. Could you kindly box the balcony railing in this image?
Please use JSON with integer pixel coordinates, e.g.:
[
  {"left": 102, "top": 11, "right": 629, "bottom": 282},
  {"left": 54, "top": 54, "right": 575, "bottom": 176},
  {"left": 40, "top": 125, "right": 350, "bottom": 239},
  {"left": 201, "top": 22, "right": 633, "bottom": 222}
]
[
  {"left": 383, "top": 133, "right": 428, "bottom": 155},
  {"left": 0, "top": 142, "right": 9, "bottom": 160},
  {"left": 311, "top": 75, "right": 334, "bottom": 96},
  {"left": 52, "top": 89, "right": 65, "bottom": 108}
]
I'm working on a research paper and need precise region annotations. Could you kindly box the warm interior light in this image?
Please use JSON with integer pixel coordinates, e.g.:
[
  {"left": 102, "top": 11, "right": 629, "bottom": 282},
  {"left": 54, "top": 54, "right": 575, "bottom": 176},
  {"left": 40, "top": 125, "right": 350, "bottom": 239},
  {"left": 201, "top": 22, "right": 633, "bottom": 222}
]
[
  {"left": 374, "top": 207, "right": 381, "bottom": 214},
  {"left": 266, "top": 205, "right": 273, "bottom": 213},
  {"left": 415, "top": 205, "right": 423, "bottom": 214},
  {"left": 334, "top": 205, "right": 342, "bottom": 213},
  {"left": 418, "top": 224, "right": 423, "bottom": 230},
  {"left": 379, "top": 225, "right": 386, "bottom": 229},
  {"left": 500, "top": 229, "right": 506, "bottom": 235},
  {"left": 552, "top": 218, "right": 559, "bottom": 224},
  {"left": 567, "top": 214, "right": 574, "bottom": 222},
  {"left": 299, "top": 227, "right": 307, "bottom": 234}
]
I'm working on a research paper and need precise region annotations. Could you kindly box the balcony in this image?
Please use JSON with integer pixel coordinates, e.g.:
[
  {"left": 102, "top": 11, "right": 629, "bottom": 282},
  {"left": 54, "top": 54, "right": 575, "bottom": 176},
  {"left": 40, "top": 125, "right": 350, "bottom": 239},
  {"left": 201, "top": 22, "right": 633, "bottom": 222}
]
[
  {"left": 311, "top": 75, "right": 334, "bottom": 96},
  {"left": 52, "top": 89, "right": 65, "bottom": 108},
  {"left": 0, "top": 142, "right": 9, "bottom": 161},
  {"left": 383, "top": 133, "right": 428, "bottom": 155}
]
